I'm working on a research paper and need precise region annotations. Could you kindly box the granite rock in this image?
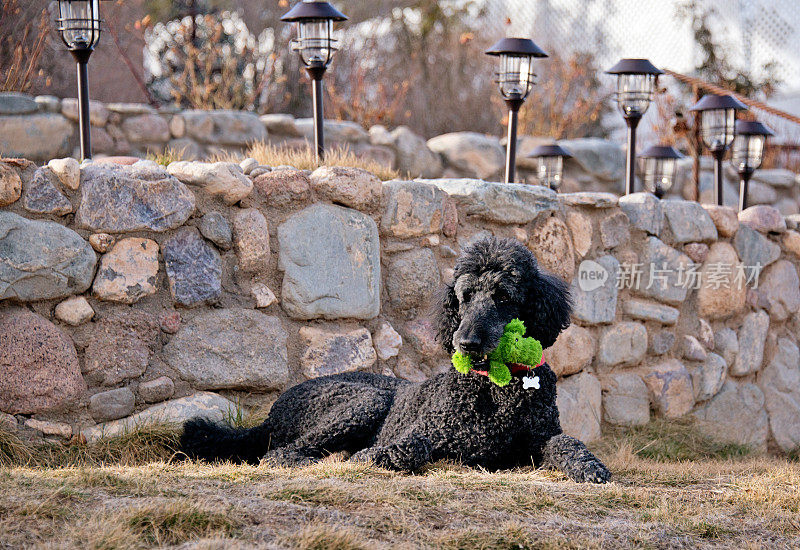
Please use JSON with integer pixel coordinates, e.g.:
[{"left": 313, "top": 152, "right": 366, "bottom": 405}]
[
  {"left": 138, "top": 376, "right": 175, "bottom": 404},
  {"left": 547, "top": 324, "right": 595, "bottom": 377},
  {"left": 167, "top": 161, "right": 252, "bottom": 205},
  {"left": 597, "top": 322, "right": 647, "bottom": 367},
  {"left": 601, "top": 373, "right": 650, "bottom": 427},
  {"left": 529, "top": 216, "right": 575, "bottom": 281},
  {"left": 55, "top": 296, "right": 94, "bottom": 326},
  {"left": 693, "top": 381, "right": 769, "bottom": 450},
  {"left": 23, "top": 166, "right": 72, "bottom": 215},
  {"left": 618, "top": 192, "right": 663, "bottom": 235},
  {"left": 310, "top": 166, "right": 381, "bottom": 210},
  {"left": 386, "top": 248, "right": 440, "bottom": 310},
  {"left": 426, "top": 132, "right": 504, "bottom": 179},
  {"left": 92, "top": 238, "right": 159, "bottom": 304},
  {"left": 89, "top": 388, "right": 136, "bottom": 423},
  {"left": 199, "top": 212, "right": 232, "bottom": 250},
  {"left": 556, "top": 372, "right": 602, "bottom": 443},
  {"left": 732, "top": 310, "right": 769, "bottom": 376},
  {"left": 641, "top": 359, "right": 694, "bottom": 418},
  {"left": 163, "top": 228, "right": 222, "bottom": 307},
  {"left": 758, "top": 338, "right": 800, "bottom": 453},
  {"left": 381, "top": 181, "right": 447, "bottom": 238},
  {"left": 571, "top": 255, "right": 619, "bottom": 323},
  {"left": 300, "top": 326, "right": 377, "bottom": 378},
  {"left": 233, "top": 208, "right": 270, "bottom": 272}
]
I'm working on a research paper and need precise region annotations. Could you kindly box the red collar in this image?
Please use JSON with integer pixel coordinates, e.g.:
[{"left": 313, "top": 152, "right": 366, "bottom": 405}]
[{"left": 472, "top": 355, "right": 545, "bottom": 378}]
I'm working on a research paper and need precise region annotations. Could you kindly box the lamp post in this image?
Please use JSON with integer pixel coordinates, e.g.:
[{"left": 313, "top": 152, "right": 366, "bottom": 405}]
[
  {"left": 486, "top": 38, "right": 548, "bottom": 184},
  {"left": 56, "top": 0, "right": 103, "bottom": 161},
  {"left": 731, "top": 120, "right": 773, "bottom": 211},
  {"left": 689, "top": 94, "right": 748, "bottom": 206},
  {"left": 605, "top": 59, "right": 662, "bottom": 195},
  {"left": 281, "top": 1, "right": 348, "bottom": 163},
  {"left": 528, "top": 144, "right": 573, "bottom": 191},
  {"left": 638, "top": 145, "right": 683, "bottom": 199}
]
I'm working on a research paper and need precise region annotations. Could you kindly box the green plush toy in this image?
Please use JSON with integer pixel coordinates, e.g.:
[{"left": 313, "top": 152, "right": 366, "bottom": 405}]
[{"left": 451, "top": 319, "right": 543, "bottom": 387}]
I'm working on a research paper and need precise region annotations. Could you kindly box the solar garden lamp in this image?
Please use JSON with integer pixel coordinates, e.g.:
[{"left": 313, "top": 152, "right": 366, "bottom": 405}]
[
  {"left": 606, "top": 59, "right": 663, "bottom": 195},
  {"left": 731, "top": 120, "right": 774, "bottom": 211},
  {"left": 528, "top": 144, "right": 573, "bottom": 191},
  {"left": 281, "top": 0, "right": 348, "bottom": 162},
  {"left": 486, "top": 38, "right": 548, "bottom": 184},
  {"left": 638, "top": 145, "right": 683, "bottom": 199}
]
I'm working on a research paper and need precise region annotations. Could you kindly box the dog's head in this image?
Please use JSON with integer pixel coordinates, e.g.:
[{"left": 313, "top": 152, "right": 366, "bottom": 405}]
[{"left": 436, "top": 236, "right": 572, "bottom": 361}]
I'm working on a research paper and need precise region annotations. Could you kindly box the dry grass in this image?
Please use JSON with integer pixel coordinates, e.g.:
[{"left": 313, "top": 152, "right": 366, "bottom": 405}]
[{"left": 1, "top": 421, "right": 799, "bottom": 549}]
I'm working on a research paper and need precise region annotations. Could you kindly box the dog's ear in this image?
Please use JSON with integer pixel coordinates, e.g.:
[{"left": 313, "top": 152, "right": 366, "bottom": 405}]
[
  {"left": 522, "top": 270, "right": 572, "bottom": 349},
  {"left": 436, "top": 282, "right": 460, "bottom": 354}
]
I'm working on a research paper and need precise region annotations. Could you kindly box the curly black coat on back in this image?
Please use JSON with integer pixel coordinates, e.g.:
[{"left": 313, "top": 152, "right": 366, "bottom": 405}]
[{"left": 181, "top": 237, "right": 610, "bottom": 483}]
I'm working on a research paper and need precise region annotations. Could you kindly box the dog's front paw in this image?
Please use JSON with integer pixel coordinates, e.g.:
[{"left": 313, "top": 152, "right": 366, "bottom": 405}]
[
  {"left": 261, "top": 445, "right": 318, "bottom": 467},
  {"left": 576, "top": 459, "right": 611, "bottom": 484}
]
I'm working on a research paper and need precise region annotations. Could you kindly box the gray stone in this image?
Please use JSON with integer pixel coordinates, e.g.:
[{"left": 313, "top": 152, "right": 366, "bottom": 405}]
[
  {"left": 636, "top": 237, "right": 693, "bottom": 305},
  {"left": 163, "top": 228, "right": 222, "bottom": 307},
  {"left": 138, "top": 376, "right": 175, "bottom": 404},
  {"left": 61, "top": 98, "right": 108, "bottom": 126},
  {"left": 386, "top": 248, "right": 440, "bottom": 310},
  {"left": 0, "top": 92, "right": 38, "bottom": 114},
  {"left": 89, "top": 388, "right": 135, "bottom": 423},
  {"left": 239, "top": 158, "right": 259, "bottom": 174},
  {"left": 23, "top": 167, "right": 72, "bottom": 215},
  {"left": 25, "top": 419, "right": 71, "bottom": 439},
  {"left": 278, "top": 204, "right": 381, "bottom": 320},
  {"left": 122, "top": 114, "right": 170, "bottom": 143},
  {"left": 682, "top": 335, "right": 708, "bottom": 362},
  {"left": 106, "top": 103, "right": 156, "bottom": 115},
  {"left": 600, "top": 211, "right": 631, "bottom": 247},
  {"left": 260, "top": 113, "right": 300, "bottom": 136},
  {"left": 774, "top": 198, "right": 799, "bottom": 216},
  {"left": 76, "top": 162, "right": 195, "bottom": 233},
  {"left": 601, "top": 373, "right": 650, "bottom": 427},
  {"left": 0, "top": 114, "right": 73, "bottom": 159},
  {"left": 295, "top": 118, "right": 368, "bottom": 143},
  {"left": 393, "top": 355, "right": 428, "bottom": 382},
  {"left": 426, "top": 132, "right": 504, "bottom": 179},
  {"left": 758, "top": 260, "right": 800, "bottom": 321},
  {"left": 167, "top": 161, "right": 252, "bottom": 205},
  {"left": 300, "top": 326, "right": 377, "bottom": 378},
  {"left": 164, "top": 309, "right": 288, "bottom": 390},
  {"left": 747, "top": 180, "right": 778, "bottom": 205},
  {"left": 373, "top": 322, "right": 403, "bottom": 361},
  {"left": 381, "top": 181, "right": 447, "bottom": 238},
  {"left": 714, "top": 328, "right": 738, "bottom": 367},
  {"left": 623, "top": 298, "right": 679, "bottom": 325},
  {"left": 642, "top": 359, "right": 694, "bottom": 418},
  {"left": 34, "top": 95, "right": 60, "bottom": 113},
  {"left": 693, "top": 381, "right": 769, "bottom": 451},
  {"left": 597, "top": 322, "right": 647, "bottom": 367},
  {"left": 232, "top": 208, "right": 270, "bottom": 273},
  {"left": 55, "top": 296, "right": 94, "bottom": 326},
  {"left": 556, "top": 372, "right": 602, "bottom": 443},
  {"left": 199, "top": 212, "right": 232, "bottom": 250},
  {"left": 559, "top": 192, "right": 619, "bottom": 208},
  {"left": 753, "top": 168, "right": 796, "bottom": 188},
  {"left": 758, "top": 338, "right": 800, "bottom": 453},
  {"left": 182, "top": 110, "right": 267, "bottom": 145},
  {"left": 649, "top": 330, "right": 675, "bottom": 355},
  {"left": 690, "top": 352, "right": 726, "bottom": 402},
  {"left": 0, "top": 213, "right": 96, "bottom": 301},
  {"left": 81, "top": 392, "right": 236, "bottom": 442},
  {"left": 424, "top": 179, "right": 558, "bottom": 225},
  {"left": 559, "top": 138, "right": 624, "bottom": 183},
  {"left": 662, "top": 200, "right": 718, "bottom": 243},
  {"left": 734, "top": 224, "right": 780, "bottom": 272},
  {"left": 571, "top": 255, "right": 619, "bottom": 323},
  {"left": 529, "top": 216, "right": 575, "bottom": 281},
  {"left": 0, "top": 411, "right": 17, "bottom": 431},
  {"left": 732, "top": 310, "right": 770, "bottom": 376},
  {"left": 739, "top": 205, "right": 786, "bottom": 233},
  {"left": 389, "top": 126, "right": 443, "bottom": 178},
  {"left": 547, "top": 322, "right": 595, "bottom": 377},
  {"left": 310, "top": 166, "right": 381, "bottom": 210}
]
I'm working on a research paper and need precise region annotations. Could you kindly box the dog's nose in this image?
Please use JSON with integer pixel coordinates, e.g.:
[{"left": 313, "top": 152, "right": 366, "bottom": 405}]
[{"left": 459, "top": 338, "right": 482, "bottom": 354}]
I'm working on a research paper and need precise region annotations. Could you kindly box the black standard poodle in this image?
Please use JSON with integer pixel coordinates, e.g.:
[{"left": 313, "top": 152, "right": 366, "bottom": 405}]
[{"left": 180, "top": 236, "right": 611, "bottom": 483}]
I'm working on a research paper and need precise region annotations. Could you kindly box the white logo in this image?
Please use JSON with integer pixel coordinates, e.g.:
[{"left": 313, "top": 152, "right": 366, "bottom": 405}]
[{"left": 577, "top": 260, "right": 609, "bottom": 292}]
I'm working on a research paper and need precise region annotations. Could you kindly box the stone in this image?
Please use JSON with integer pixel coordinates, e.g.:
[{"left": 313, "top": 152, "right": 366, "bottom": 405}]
[
  {"left": 393, "top": 355, "right": 427, "bottom": 382},
  {"left": 300, "top": 326, "right": 377, "bottom": 378},
  {"left": 138, "top": 376, "right": 175, "bottom": 404},
  {"left": 182, "top": 110, "right": 267, "bottom": 145},
  {"left": 601, "top": 373, "right": 650, "bottom": 427},
  {"left": 618, "top": 192, "right": 663, "bottom": 236},
  {"left": 83, "top": 311, "right": 157, "bottom": 387},
  {"left": 386, "top": 248, "right": 440, "bottom": 310},
  {"left": 0, "top": 162, "right": 22, "bottom": 206},
  {"left": 599, "top": 211, "right": 631, "bottom": 249},
  {"left": 278, "top": 204, "right": 381, "bottom": 320},
  {"left": 295, "top": 118, "right": 368, "bottom": 143},
  {"left": 47, "top": 158, "right": 81, "bottom": 191},
  {"left": 89, "top": 388, "right": 136, "bottom": 423},
  {"left": 758, "top": 260, "right": 800, "bottom": 321},
  {"left": 239, "top": 158, "right": 259, "bottom": 175},
  {"left": 167, "top": 161, "right": 252, "bottom": 205},
  {"left": 164, "top": 309, "right": 288, "bottom": 390},
  {"left": 635, "top": 237, "right": 693, "bottom": 305},
  {"left": 122, "top": 114, "right": 170, "bottom": 143},
  {"left": 76, "top": 162, "right": 195, "bottom": 233},
  {"left": 698, "top": 319, "right": 715, "bottom": 350},
  {"left": 309, "top": 166, "right": 380, "bottom": 210},
  {"left": 252, "top": 283, "right": 278, "bottom": 308},
  {"left": 714, "top": 328, "right": 738, "bottom": 367},
  {"left": 0, "top": 310, "right": 85, "bottom": 414},
  {"left": 682, "top": 335, "right": 708, "bottom": 362},
  {"left": 61, "top": 98, "right": 108, "bottom": 126},
  {"left": 559, "top": 192, "right": 619, "bottom": 208},
  {"left": 374, "top": 322, "right": 403, "bottom": 360},
  {"left": 547, "top": 324, "right": 595, "bottom": 377},
  {"left": 782, "top": 230, "right": 800, "bottom": 257},
  {"left": 690, "top": 352, "right": 726, "bottom": 402},
  {"left": 732, "top": 310, "right": 770, "bottom": 376},
  {"left": 565, "top": 211, "right": 592, "bottom": 257},
  {"left": 199, "top": 212, "right": 232, "bottom": 250},
  {"left": 739, "top": 205, "right": 786, "bottom": 233},
  {"left": 260, "top": 113, "right": 300, "bottom": 136},
  {"left": 106, "top": 103, "right": 156, "bottom": 115},
  {"left": 623, "top": 299, "right": 679, "bottom": 325},
  {"left": 390, "top": 126, "right": 443, "bottom": 178},
  {"left": 0, "top": 213, "right": 96, "bottom": 301},
  {"left": 425, "top": 178, "right": 558, "bottom": 225},
  {"left": 403, "top": 318, "right": 442, "bottom": 358},
  {"left": 696, "top": 242, "right": 747, "bottom": 320},
  {"left": 556, "top": 372, "right": 602, "bottom": 443},
  {"left": 571, "top": 255, "right": 620, "bottom": 323},
  {"left": 0, "top": 412, "right": 17, "bottom": 431},
  {"left": 0, "top": 92, "right": 37, "bottom": 114},
  {"left": 381, "top": 181, "right": 447, "bottom": 238},
  {"left": 82, "top": 392, "right": 236, "bottom": 442},
  {"left": 702, "top": 205, "right": 739, "bottom": 237},
  {"left": 159, "top": 312, "right": 181, "bottom": 334},
  {"left": 641, "top": 359, "right": 694, "bottom": 418},
  {"left": 89, "top": 233, "right": 115, "bottom": 253},
  {"left": 693, "top": 381, "right": 769, "bottom": 450},
  {"left": 92, "top": 238, "right": 159, "bottom": 304},
  {"left": 232, "top": 208, "right": 270, "bottom": 272},
  {"left": 684, "top": 242, "right": 709, "bottom": 263},
  {"left": 427, "top": 132, "right": 504, "bottom": 179},
  {"left": 529, "top": 216, "right": 575, "bottom": 281},
  {"left": 734, "top": 224, "right": 780, "bottom": 273},
  {"left": 753, "top": 168, "right": 796, "bottom": 188},
  {"left": 354, "top": 143, "right": 395, "bottom": 170},
  {"left": 559, "top": 138, "right": 624, "bottom": 183},
  {"left": 34, "top": 95, "right": 60, "bottom": 113},
  {"left": 442, "top": 198, "right": 458, "bottom": 237},
  {"left": 250, "top": 166, "right": 271, "bottom": 178},
  {"left": 25, "top": 419, "right": 72, "bottom": 439},
  {"left": 597, "top": 322, "right": 647, "bottom": 367},
  {"left": 55, "top": 296, "right": 94, "bottom": 326},
  {"left": 0, "top": 114, "right": 73, "bottom": 159},
  {"left": 23, "top": 166, "right": 72, "bottom": 215},
  {"left": 163, "top": 228, "right": 222, "bottom": 307},
  {"left": 662, "top": 200, "right": 718, "bottom": 243},
  {"left": 758, "top": 338, "right": 800, "bottom": 453},
  {"left": 775, "top": 198, "right": 799, "bottom": 216},
  {"left": 169, "top": 114, "right": 186, "bottom": 138},
  {"left": 747, "top": 180, "right": 778, "bottom": 205},
  {"left": 649, "top": 330, "right": 675, "bottom": 355},
  {"left": 254, "top": 169, "right": 311, "bottom": 207}
]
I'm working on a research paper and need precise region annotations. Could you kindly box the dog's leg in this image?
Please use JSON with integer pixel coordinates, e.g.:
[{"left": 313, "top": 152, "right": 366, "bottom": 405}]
[
  {"left": 541, "top": 433, "right": 611, "bottom": 483},
  {"left": 350, "top": 433, "right": 433, "bottom": 472}
]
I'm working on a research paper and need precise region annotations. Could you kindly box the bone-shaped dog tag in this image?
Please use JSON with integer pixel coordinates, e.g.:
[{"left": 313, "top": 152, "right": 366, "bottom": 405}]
[{"left": 522, "top": 375, "right": 540, "bottom": 390}]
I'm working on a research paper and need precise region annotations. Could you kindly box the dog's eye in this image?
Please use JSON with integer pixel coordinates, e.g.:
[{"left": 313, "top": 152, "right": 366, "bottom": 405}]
[
  {"left": 495, "top": 291, "right": 511, "bottom": 305},
  {"left": 461, "top": 291, "right": 472, "bottom": 303}
]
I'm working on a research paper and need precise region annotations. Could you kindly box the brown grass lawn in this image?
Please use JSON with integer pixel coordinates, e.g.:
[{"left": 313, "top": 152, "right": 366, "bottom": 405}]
[{"left": 1, "top": 422, "right": 799, "bottom": 549}]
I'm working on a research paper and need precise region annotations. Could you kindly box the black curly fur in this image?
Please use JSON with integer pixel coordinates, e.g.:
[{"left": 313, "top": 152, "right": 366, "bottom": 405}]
[{"left": 180, "top": 236, "right": 610, "bottom": 483}]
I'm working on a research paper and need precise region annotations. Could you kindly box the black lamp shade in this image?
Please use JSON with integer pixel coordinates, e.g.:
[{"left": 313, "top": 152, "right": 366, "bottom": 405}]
[
  {"left": 57, "top": 0, "right": 102, "bottom": 51},
  {"left": 281, "top": 1, "right": 348, "bottom": 68},
  {"left": 528, "top": 144, "right": 572, "bottom": 191},
  {"left": 606, "top": 58, "right": 662, "bottom": 118},
  {"left": 638, "top": 145, "right": 683, "bottom": 197},
  {"left": 486, "top": 38, "right": 548, "bottom": 101},
  {"left": 690, "top": 94, "right": 748, "bottom": 152},
  {"left": 731, "top": 120, "right": 773, "bottom": 171}
]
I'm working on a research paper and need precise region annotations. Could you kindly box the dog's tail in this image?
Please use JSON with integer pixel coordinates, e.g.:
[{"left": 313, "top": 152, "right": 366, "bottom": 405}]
[{"left": 179, "top": 417, "right": 272, "bottom": 464}]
